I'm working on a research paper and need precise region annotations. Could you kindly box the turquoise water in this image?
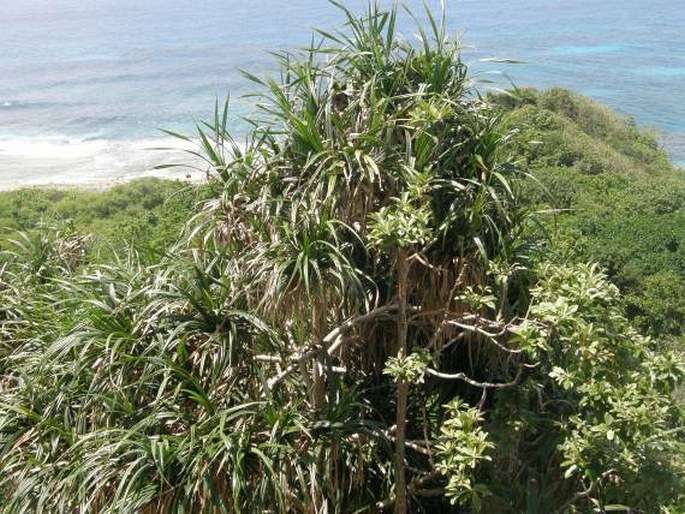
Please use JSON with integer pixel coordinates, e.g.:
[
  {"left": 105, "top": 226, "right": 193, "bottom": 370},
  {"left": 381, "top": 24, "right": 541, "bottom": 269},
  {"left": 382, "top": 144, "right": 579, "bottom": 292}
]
[{"left": 0, "top": 0, "right": 683, "bottom": 187}]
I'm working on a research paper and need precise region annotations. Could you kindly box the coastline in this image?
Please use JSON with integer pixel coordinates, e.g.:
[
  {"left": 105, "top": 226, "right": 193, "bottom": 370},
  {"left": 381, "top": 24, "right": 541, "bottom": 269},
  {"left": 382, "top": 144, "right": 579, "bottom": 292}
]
[
  {"left": 662, "top": 133, "right": 685, "bottom": 169},
  {"left": 0, "top": 131, "right": 682, "bottom": 193},
  {"left": 0, "top": 135, "right": 206, "bottom": 191}
]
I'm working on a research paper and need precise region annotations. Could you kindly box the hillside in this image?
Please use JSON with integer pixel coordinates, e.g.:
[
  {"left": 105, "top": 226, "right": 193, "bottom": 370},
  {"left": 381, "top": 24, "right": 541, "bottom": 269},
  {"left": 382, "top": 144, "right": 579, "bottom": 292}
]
[{"left": 494, "top": 88, "right": 685, "bottom": 338}]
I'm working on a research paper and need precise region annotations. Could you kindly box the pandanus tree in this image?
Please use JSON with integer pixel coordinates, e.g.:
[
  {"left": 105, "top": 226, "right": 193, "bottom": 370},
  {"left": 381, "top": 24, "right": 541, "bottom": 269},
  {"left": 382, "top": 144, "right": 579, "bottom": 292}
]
[
  {"left": 187, "top": 2, "right": 530, "bottom": 510},
  {"left": 0, "top": 3, "right": 682, "bottom": 514}
]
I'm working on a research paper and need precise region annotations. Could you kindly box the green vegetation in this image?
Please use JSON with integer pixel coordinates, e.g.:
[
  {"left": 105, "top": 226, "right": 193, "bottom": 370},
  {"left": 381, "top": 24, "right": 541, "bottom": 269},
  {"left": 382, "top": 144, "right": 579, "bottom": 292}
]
[
  {"left": 493, "top": 88, "right": 685, "bottom": 338},
  {"left": 0, "top": 4, "right": 683, "bottom": 513},
  {"left": 0, "top": 178, "right": 204, "bottom": 256}
]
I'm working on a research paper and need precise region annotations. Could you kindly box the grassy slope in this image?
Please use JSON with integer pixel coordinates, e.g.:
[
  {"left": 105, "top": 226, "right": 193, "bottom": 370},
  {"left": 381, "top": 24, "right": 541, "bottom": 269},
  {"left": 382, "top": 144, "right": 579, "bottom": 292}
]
[{"left": 494, "top": 88, "right": 685, "bottom": 337}]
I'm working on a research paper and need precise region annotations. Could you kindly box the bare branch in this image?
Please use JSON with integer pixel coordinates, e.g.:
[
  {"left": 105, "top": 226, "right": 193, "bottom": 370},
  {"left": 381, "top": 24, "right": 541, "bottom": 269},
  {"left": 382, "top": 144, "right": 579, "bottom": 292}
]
[
  {"left": 267, "top": 346, "right": 321, "bottom": 390},
  {"left": 447, "top": 319, "right": 523, "bottom": 354},
  {"left": 325, "top": 303, "right": 399, "bottom": 355},
  {"left": 254, "top": 355, "right": 297, "bottom": 362},
  {"left": 407, "top": 252, "right": 447, "bottom": 272},
  {"left": 375, "top": 470, "right": 444, "bottom": 511},
  {"left": 409, "top": 308, "right": 447, "bottom": 320},
  {"left": 425, "top": 366, "right": 523, "bottom": 389},
  {"left": 267, "top": 304, "right": 400, "bottom": 389},
  {"left": 556, "top": 468, "right": 618, "bottom": 513},
  {"left": 405, "top": 440, "right": 433, "bottom": 456}
]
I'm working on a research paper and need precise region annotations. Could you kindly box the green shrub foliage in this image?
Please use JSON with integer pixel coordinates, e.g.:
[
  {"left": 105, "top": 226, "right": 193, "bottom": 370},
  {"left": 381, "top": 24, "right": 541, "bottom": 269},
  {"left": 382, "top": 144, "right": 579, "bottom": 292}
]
[
  {"left": 493, "top": 88, "right": 685, "bottom": 338},
  {"left": 0, "top": 4, "right": 682, "bottom": 513}
]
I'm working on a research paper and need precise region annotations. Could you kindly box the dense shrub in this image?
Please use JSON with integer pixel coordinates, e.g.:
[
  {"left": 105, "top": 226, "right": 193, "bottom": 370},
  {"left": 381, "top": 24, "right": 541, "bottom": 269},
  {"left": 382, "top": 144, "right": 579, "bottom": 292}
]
[
  {"left": 0, "top": 178, "right": 204, "bottom": 257},
  {"left": 0, "top": 5, "right": 682, "bottom": 513},
  {"left": 495, "top": 88, "right": 685, "bottom": 338}
]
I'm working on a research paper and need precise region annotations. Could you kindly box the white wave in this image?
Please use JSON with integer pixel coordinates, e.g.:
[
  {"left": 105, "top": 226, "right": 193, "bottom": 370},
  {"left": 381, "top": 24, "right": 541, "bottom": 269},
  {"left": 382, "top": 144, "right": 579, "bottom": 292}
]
[
  {"left": 0, "top": 135, "right": 209, "bottom": 190},
  {"left": 0, "top": 137, "right": 108, "bottom": 159}
]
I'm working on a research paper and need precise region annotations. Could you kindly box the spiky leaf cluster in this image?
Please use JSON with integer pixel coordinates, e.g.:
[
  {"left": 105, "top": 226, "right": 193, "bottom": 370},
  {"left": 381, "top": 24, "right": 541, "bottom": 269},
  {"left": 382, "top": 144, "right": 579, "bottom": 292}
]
[{"left": 0, "top": 4, "right": 682, "bottom": 514}]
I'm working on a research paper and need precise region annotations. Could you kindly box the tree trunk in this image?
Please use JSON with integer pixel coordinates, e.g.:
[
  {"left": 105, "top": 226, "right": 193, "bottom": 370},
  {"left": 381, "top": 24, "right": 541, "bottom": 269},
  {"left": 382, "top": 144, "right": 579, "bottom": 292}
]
[
  {"left": 310, "top": 301, "right": 327, "bottom": 513},
  {"left": 395, "top": 247, "right": 409, "bottom": 514},
  {"left": 311, "top": 301, "right": 326, "bottom": 411}
]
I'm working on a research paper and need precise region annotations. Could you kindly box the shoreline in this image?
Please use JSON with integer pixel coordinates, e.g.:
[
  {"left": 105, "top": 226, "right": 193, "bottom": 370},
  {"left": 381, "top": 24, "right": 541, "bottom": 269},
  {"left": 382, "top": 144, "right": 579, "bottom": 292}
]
[
  {"left": 0, "top": 164, "right": 208, "bottom": 192},
  {"left": 0, "top": 121, "right": 683, "bottom": 193},
  {"left": 0, "top": 170, "right": 207, "bottom": 193},
  {"left": 0, "top": 135, "right": 207, "bottom": 191},
  {"left": 0, "top": 174, "right": 206, "bottom": 193}
]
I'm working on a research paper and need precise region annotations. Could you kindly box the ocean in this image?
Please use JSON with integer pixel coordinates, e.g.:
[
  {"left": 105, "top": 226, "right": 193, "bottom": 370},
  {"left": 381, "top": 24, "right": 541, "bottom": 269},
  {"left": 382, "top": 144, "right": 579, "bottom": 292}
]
[{"left": 1, "top": 0, "right": 683, "bottom": 189}]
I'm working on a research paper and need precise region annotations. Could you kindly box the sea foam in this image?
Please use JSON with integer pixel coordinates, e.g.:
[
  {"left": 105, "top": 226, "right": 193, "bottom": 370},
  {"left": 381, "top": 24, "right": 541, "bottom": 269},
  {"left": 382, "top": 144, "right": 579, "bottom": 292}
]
[{"left": 0, "top": 135, "right": 204, "bottom": 190}]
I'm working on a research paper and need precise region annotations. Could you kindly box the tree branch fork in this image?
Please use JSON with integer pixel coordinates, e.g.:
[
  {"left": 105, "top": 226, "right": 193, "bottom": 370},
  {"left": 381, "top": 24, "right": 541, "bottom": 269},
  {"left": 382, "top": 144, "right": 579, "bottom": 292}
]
[{"left": 262, "top": 303, "right": 526, "bottom": 392}]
